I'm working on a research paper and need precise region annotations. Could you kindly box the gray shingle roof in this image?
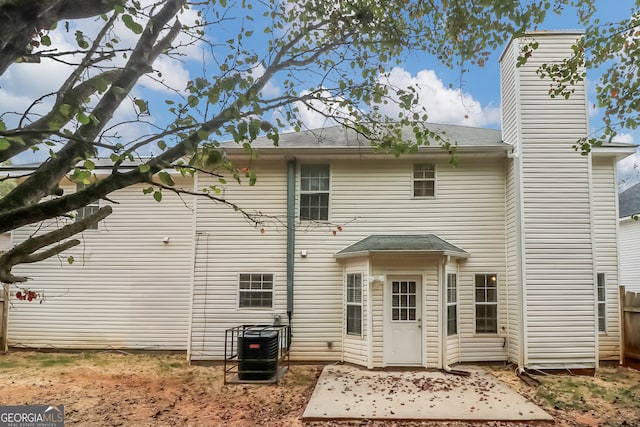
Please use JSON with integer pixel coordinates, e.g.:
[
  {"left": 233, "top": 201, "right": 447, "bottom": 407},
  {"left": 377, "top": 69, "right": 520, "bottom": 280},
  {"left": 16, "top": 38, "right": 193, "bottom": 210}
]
[
  {"left": 335, "top": 234, "right": 468, "bottom": 259},
  {"left": 619, "top": 182, "right": 640, "bottom": 218},
  {"left": 224, "top": 124, "right": 505, "bottom": 150}
]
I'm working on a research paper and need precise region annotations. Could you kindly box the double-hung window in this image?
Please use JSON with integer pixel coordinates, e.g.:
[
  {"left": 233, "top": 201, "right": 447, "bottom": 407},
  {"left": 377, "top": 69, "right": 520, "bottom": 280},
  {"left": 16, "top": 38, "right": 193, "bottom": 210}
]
[
  {"left": 597, "top": 273, "right": 606, "bottom": 332},
  {"left": 300, "top": 164, "right": 330, "bottom": 221},
  {"left": 447, "top": 273, "right": 457, "bottom": 336},
  {"left": 76, "top": 183, "right": 100, "bottom": 230},
  {"left": 475, "top": 274, "right": 498, "bottom": 334},
  {"left": 413, "top": 163, "right": 435, "bottom": 197},
  {"left": 346, "top": 273, "right": 362, "bottom": 336},
  {"left": 238, "top": 274, "right": 273, "bottom": 309}
]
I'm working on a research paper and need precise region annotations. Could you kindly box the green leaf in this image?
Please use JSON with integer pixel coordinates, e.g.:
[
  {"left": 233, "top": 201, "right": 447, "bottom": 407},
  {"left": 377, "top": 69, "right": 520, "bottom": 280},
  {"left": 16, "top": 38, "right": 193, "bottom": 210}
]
[
  {"left": 158, "top": 171, "right": 175, "bottom": 186},
  {"left": 122, "top": 14, "right": 144, "bottom": 34},
  {"left": 83, "top": 159, "right": 95, "bottom": 171},
  {"left": 41, "top": 35, "right": 51, "bottom": 46},
  {"left": 153, "top": 191, "right": 163, "bottom": 202},
  {"left": 142, "top": 186, "right": 154, "bottom": 195},
  {"left": 187, "top": 95, "right": 199, "bottom": 108},
  {"left": 67, "top": 256, "right": 74, "bottom": 265},
  {"left": 0, "top": 138, "right": 9, "bottom": 150},
  {"left": 77, "top": 112, "right": 90, "bottom": 125},
  {"left": 134, "top": 98, "right": 148, "bottom": 114},
  {"left": 139, "top": 164, "right": 151, "bottom": 173},
  {"left": 157, "top": 140, "right": 167, "bottom": 150}
]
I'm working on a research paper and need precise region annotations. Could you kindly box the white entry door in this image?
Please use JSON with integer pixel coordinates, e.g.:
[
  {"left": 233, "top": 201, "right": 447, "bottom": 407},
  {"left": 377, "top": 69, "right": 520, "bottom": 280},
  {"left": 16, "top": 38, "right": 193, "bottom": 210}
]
[{"left": 383, "top": 276, "right": 423, "bottom": 365}]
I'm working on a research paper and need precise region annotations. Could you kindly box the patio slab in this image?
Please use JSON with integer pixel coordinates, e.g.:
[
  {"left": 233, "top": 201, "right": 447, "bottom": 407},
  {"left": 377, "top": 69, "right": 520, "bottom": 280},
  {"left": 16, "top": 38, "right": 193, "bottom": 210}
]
[{"left": 303, "top": 364, "right": 553, "bottom": 422}]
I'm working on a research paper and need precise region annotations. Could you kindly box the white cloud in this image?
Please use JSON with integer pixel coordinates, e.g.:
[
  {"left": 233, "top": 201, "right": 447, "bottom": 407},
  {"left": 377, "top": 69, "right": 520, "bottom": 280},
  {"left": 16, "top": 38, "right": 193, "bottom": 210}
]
[{"left": 377, "top": 67, "right": 501, "bottom": 128}]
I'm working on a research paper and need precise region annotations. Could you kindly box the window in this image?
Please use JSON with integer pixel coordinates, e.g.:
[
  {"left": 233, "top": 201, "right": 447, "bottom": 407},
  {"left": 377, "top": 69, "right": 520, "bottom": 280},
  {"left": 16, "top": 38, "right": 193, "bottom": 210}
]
[
  {"left": 238, "top": 274, "right": 273, "bottom": 308},
  {"left": 447, "top": 273, "right": 457, "bottom": 336},
  {"left": 76, "top": 183, "right": 100, "bottom": 230},
  {"left": 475, "top": 274, "right": 498, "bottom": 333},
  {"left": 346, "top": 273, "right": 362, "bottom": 336},
  {"left": 300, "top": 164, "right": 330, "bottom": 221},
  {"left": 391, "top": 280, "right": 417, "bottom": 321},
  {"left": 413, "top": 163, "right": 435, "bottom": 197},
  {"left": 597, "top": 273, "right": 606, "bottom": 332}
]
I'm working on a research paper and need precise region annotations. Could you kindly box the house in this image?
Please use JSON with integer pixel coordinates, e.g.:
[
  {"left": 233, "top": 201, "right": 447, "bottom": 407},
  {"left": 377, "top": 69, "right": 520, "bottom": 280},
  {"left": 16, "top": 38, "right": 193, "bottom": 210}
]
[
  {"left": 6, "top": 31, "right": 637, "bottom": 370},
  {"left": 619, "top": 182, "right": 640, "bottom": 292}
]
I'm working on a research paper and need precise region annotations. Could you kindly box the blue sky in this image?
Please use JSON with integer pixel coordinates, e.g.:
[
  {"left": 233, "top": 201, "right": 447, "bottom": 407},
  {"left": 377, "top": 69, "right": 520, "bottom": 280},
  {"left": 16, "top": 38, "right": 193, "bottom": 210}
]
[{"left": 0, "top": 1, "right": 638, "bottom": 184}]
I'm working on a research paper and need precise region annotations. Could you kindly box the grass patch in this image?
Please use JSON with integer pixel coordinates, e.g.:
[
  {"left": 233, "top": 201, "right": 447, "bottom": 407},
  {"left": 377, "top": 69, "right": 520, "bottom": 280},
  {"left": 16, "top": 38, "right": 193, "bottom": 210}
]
[
  {"left": 0, "top": 358, "right": 20, "bottom": 369},
  {"left": 534, "top": 371, "right": 640, "bottom": 412}
]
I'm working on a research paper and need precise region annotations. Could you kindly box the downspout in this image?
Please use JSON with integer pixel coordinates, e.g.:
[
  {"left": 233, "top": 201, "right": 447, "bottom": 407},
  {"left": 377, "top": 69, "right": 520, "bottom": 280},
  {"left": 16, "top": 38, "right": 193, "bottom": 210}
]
[{"left": 286, "top": 158, "right": 296, "bottom": 348}]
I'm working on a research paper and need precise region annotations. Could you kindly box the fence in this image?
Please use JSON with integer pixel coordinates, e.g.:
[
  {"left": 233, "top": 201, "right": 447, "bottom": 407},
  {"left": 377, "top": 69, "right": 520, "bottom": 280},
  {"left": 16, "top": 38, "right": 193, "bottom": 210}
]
[{"left": 620, "top": 287, "right": 640, "bottom": 366}]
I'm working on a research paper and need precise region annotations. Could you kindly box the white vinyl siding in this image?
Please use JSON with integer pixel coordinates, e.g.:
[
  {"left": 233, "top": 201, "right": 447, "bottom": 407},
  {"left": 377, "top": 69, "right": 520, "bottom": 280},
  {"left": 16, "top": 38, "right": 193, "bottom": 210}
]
[
  {"left": 190, "top": 153, "right": 507, "bottom": 365},
  {"left": 503, "top": 33, "right": 597, "bottom": 367},
  {"left": 592, "top": 156, "right": 621, "bottom": 359},
  {"left": 190, "top": 162, "right": 286, "bottom": 361},
  {"left": 9, "top": 180, "right": 194, "bottom": 350},
  {"left": 620, "top": 219, "right": 640, "bottom": 292}
]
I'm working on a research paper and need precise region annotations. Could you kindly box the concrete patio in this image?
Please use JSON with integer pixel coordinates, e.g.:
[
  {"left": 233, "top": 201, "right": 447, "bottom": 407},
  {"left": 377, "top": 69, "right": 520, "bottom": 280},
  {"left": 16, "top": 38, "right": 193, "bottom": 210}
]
[{"left": 303, "top": 364, "right": 553, "bottom": 423}]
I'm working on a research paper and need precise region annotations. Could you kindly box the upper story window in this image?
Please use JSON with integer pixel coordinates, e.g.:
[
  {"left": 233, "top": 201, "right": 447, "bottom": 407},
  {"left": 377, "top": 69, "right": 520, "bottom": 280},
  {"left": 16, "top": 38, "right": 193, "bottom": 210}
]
[
  {"left": 475, "top": 273, "right": 498, "bottom": 334},
  {"left": 76, "top": 183, "right": 99, "bottom": 230},
  {"left": 300, "top": 164, "right": 329, "bottom": 221},
  {"left": 238, "top": 273, "right": 273, "bottom": 309},
  {"left": 413, "top": 163, "right": 435, "bottom": 197}
]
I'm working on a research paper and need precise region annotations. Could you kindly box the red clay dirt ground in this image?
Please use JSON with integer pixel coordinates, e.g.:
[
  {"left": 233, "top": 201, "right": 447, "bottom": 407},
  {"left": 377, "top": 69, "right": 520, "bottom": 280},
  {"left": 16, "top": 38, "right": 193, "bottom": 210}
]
[{"left": 0, "top": 351, "right": 639, "bottom": 426}]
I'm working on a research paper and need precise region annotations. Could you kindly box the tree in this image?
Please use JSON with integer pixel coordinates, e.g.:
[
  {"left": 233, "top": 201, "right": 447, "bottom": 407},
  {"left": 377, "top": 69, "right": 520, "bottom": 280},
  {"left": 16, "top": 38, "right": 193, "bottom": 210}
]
[{"left": 0, "top": 0, "right": 638, "bottom": 283}]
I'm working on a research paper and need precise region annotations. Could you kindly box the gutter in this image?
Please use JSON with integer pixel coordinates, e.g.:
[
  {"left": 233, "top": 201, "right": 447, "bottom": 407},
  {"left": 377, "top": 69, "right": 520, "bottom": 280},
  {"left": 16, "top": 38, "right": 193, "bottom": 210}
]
[{"left": 286, "top": 158, "right": 296, "bottom": 348}]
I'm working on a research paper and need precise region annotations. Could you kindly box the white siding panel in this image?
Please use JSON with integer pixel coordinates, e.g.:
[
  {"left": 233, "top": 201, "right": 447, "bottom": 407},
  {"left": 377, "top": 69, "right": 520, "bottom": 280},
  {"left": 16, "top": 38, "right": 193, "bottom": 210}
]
[
  {"left": 513, "top": 33, "right": 597, "bottom": 367},
  {"left": 190, "top": 156, "right": 508, "bottom": 364},
  {"left": 620, "top": 220, "right": 640, "bottom": 292},
  {"left": 592, "top": 157, "right": 621, "bottom": 360},
  {"left": 9, "top": 181, "right": 194, "bottom": 350}
]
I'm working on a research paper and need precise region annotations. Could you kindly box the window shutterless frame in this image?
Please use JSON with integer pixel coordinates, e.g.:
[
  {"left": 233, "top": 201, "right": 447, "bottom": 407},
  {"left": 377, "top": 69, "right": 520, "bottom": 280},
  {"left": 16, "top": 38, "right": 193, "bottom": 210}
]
[
  {"left": 299, "top": 164, "right": 330, "bottom": 221},
  {"left": 238, "top": 273, "right": 274, "bottom": 309},
  {"left": 75, "top": 182, "right": 100, "bottom": 230},
  {"left": 474, "top": 273, "right": 498, "bottom": 334},
  {"left": 446, "top": 273, "right": 457, "bottom": 336},
  {"left": 346, "top": 273, "right": 363, "bottom": 336},
  {"left": 597, "top": 272, "right": 606, "bottom": 333},
  {"left": 412, "top": 163, "right": 436, "bottom": 198}
]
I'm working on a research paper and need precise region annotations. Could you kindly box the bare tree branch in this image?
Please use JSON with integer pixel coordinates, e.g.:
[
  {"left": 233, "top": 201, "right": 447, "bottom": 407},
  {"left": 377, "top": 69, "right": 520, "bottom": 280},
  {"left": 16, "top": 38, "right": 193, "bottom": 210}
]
[{"left": 0, "top": 205, "right": 112, "bottom": 282}]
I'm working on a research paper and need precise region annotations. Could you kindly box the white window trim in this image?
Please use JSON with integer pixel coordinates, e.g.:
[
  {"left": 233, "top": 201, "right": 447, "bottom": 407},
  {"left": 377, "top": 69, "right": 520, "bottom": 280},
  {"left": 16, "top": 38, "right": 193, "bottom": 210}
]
[
  {"left": 412, "top": 163, "right": 436, "bottom": 199},
  {"left": 75, "top": 183, "right": 100, "bottom": 230},
  {"left": 237, "top": 273, "right": 275, "bottom": 310},
  {"left": 446, "top": 273, "right": 458, "bottom": 336},
  {"left": 474, "top": 273, "right": 498, "bottom": 335},
  {"left": 299, "top": 163, "right": 331, "bottom": 222},
  {"left": 346, "top": 272, "right": 363, "bottom": 336},
  {"left": 597, "top": 272, "right": 607, "bottom": 333}
]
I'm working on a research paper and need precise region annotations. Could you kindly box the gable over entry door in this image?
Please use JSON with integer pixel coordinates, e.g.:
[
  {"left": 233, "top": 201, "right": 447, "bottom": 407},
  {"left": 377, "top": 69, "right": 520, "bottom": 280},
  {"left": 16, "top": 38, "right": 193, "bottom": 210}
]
[{"left": 383, "top": 276, "right": 423, "bottom": 365}]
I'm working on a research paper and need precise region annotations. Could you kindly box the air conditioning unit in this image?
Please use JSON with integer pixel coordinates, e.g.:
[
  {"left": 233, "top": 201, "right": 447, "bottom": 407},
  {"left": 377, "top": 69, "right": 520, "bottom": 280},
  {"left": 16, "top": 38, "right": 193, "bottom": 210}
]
[{"left": 237, "top": 328, "right": 279, "bottom": 380}]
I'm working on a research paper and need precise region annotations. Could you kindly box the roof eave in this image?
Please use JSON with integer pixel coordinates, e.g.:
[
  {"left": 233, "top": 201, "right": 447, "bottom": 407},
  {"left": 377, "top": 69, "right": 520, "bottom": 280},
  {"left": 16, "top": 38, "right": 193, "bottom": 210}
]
[{"left": 334, "top": 249, "right": 469, "bottom": 260}]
